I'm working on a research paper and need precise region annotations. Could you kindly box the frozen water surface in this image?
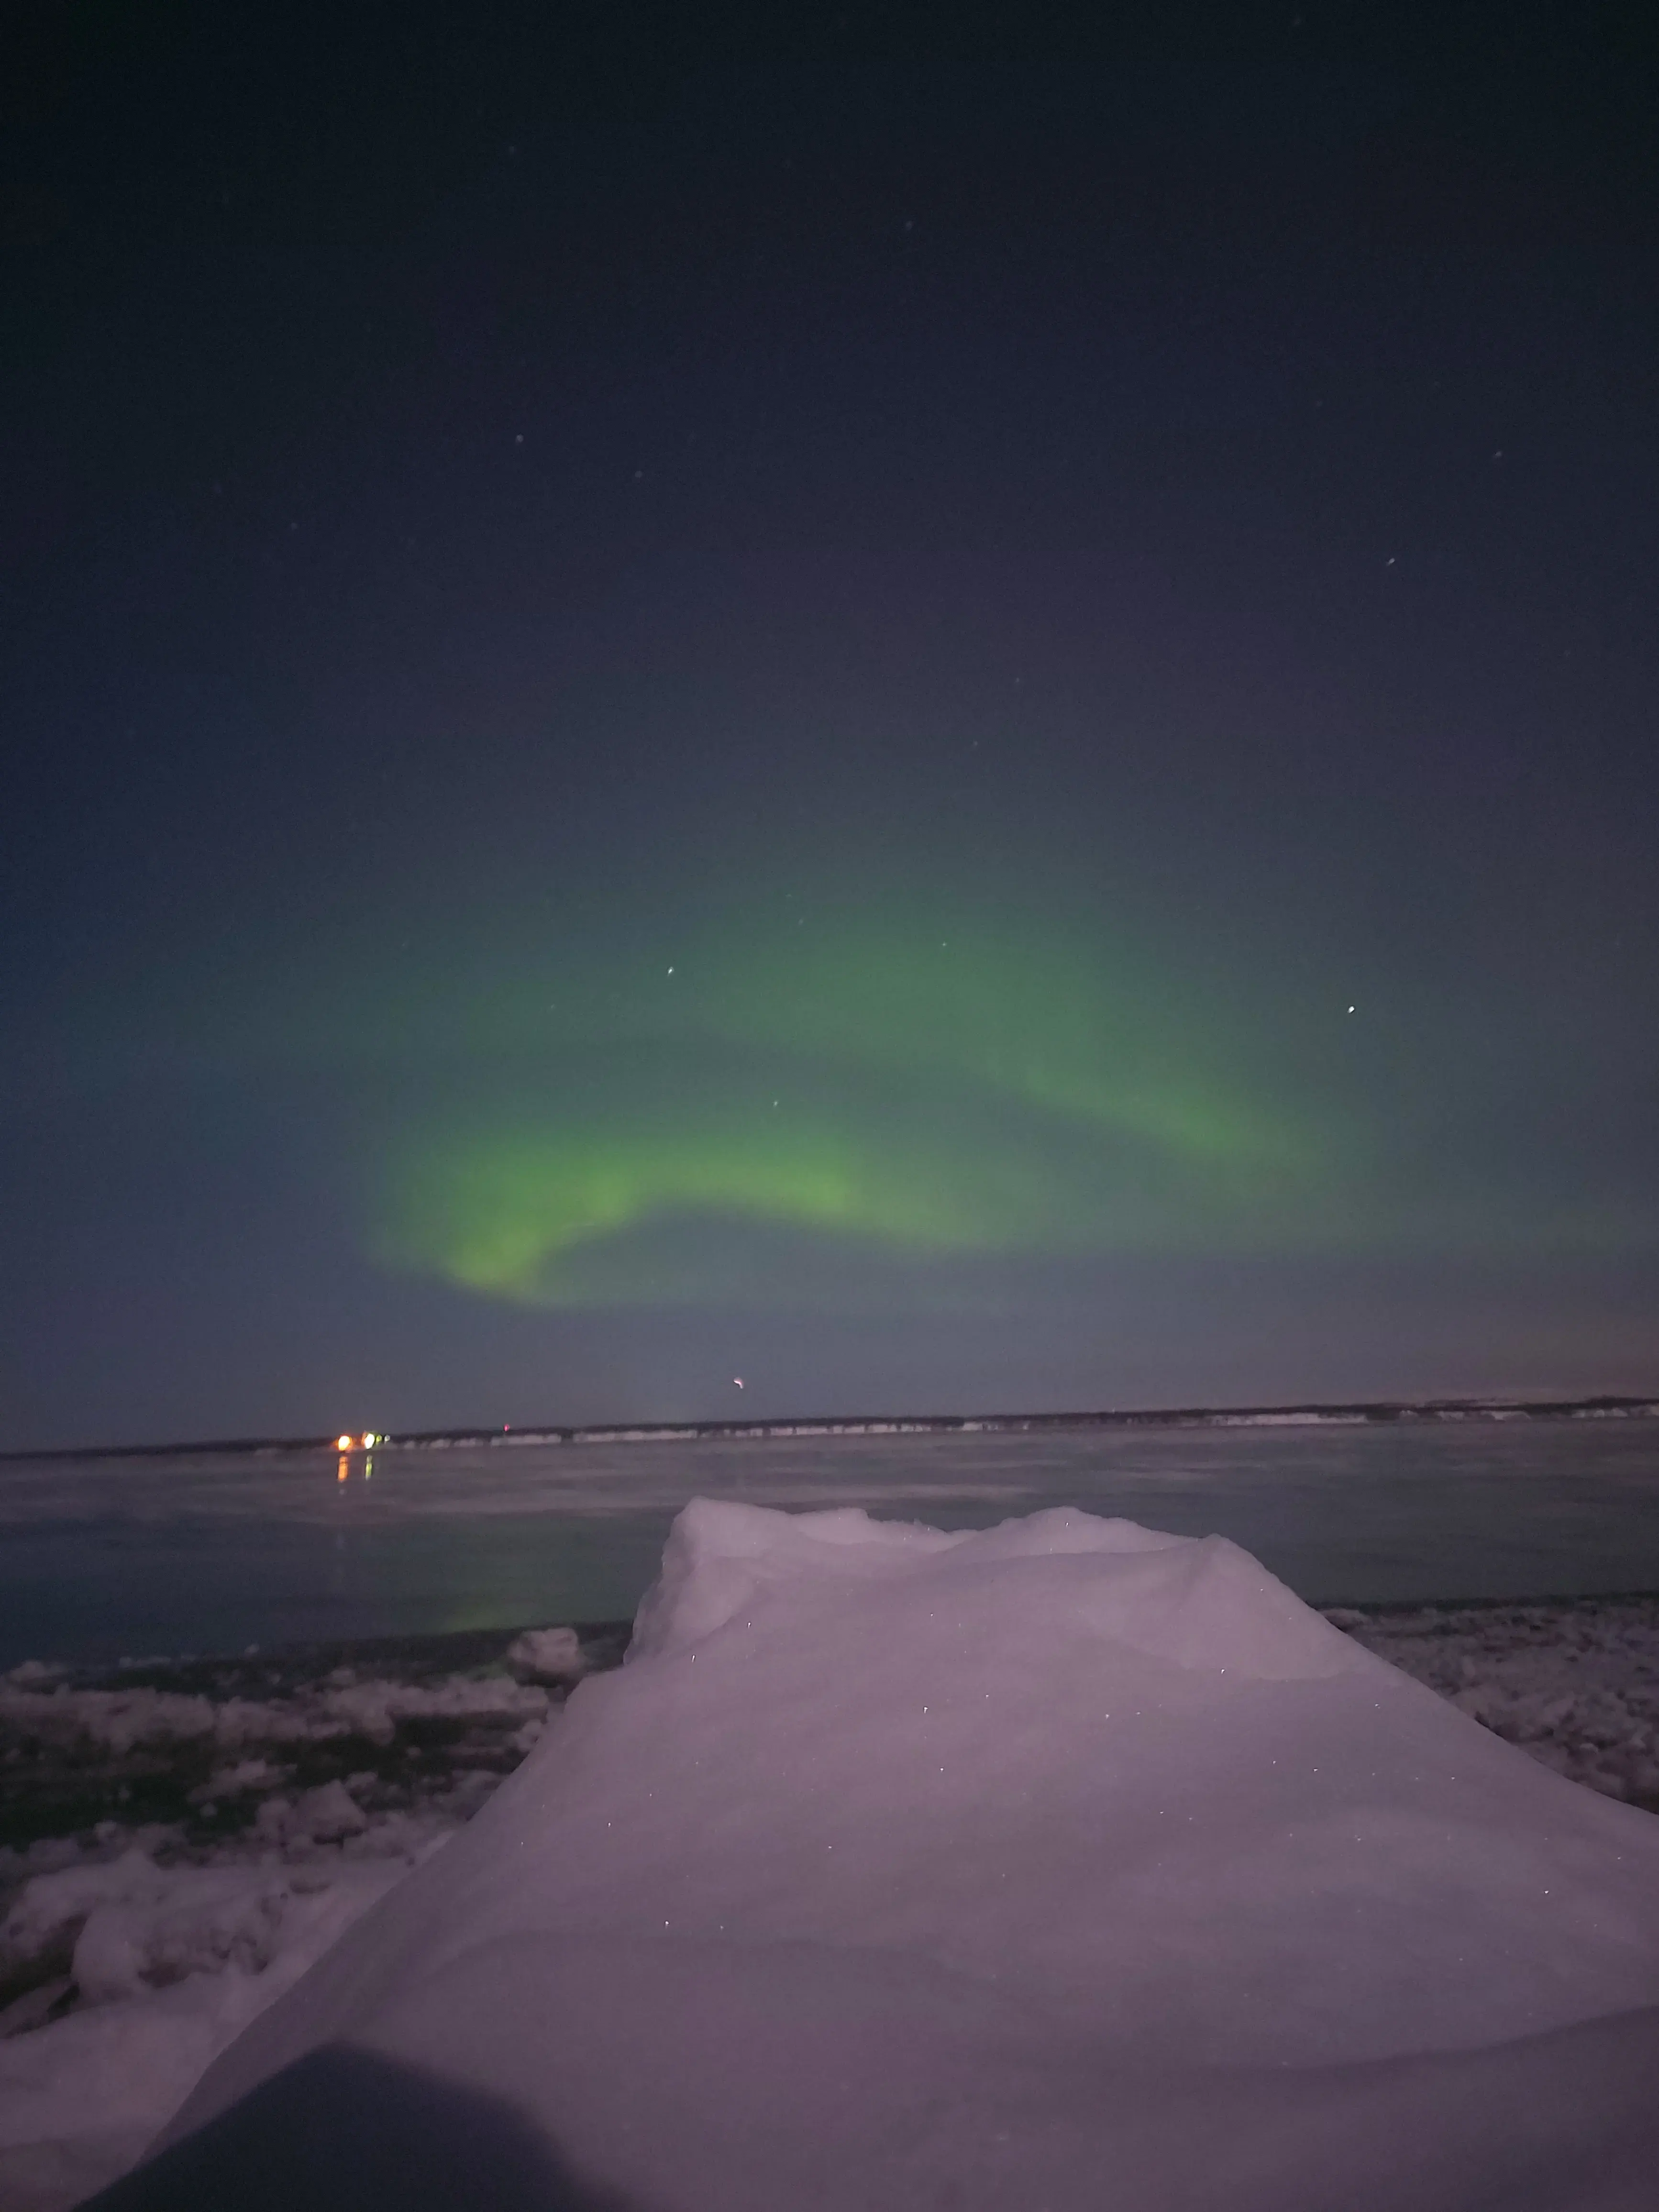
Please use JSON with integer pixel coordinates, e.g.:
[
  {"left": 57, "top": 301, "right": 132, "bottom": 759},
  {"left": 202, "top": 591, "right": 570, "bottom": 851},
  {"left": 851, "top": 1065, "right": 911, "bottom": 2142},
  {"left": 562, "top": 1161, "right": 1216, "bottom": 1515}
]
[{"left": 3, "top": 1417, "right": 1658, "bottom": 1668}]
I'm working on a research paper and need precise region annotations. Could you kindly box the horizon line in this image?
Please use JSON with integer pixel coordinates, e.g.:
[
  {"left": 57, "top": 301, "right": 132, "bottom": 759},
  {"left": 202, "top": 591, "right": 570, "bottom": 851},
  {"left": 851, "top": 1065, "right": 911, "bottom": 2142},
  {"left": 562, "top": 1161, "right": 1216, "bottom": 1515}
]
[{"left": 6, "top": 1390, "right": 1659, "bottom": 1464}]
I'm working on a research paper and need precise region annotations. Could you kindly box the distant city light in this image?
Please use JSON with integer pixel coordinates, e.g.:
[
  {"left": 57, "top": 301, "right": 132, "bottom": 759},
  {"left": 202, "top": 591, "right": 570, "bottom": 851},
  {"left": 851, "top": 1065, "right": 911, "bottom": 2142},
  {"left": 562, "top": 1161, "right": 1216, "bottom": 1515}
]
[{"left": 337, "top": 1433, "right": 352, "bottom": 1449}]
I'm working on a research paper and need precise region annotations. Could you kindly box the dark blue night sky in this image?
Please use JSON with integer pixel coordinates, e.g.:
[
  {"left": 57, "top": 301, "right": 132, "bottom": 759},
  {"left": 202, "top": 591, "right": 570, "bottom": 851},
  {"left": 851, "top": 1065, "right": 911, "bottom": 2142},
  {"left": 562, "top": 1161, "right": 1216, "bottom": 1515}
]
[{"left": 5, "top": 3, "right": 1657, "bottom": 1447}]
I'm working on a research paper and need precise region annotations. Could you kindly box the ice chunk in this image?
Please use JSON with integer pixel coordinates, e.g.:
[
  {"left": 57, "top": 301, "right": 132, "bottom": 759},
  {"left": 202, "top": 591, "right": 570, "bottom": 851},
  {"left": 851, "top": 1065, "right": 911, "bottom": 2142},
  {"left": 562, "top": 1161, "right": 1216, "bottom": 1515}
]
[
  {"left": 504, "top": 1626, "right": 586, "bottom": 1683},
  {"left": 82, "top": 1505, "right": 1659, "bottom": 2208},
  {"left": 251, "top": 1782, "right": 369, "bottom": 1851},
  {"left": 630, "top": 1498, "right": 1355, "bottom": 1681}
]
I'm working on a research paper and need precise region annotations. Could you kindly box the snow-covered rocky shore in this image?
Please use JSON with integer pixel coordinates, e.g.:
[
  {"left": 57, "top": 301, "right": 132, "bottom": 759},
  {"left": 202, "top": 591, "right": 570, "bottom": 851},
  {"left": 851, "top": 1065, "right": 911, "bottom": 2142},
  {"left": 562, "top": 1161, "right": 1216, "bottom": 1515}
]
[{"left": 3, "top": 1513, "right": 1658, "bottom": 2210}]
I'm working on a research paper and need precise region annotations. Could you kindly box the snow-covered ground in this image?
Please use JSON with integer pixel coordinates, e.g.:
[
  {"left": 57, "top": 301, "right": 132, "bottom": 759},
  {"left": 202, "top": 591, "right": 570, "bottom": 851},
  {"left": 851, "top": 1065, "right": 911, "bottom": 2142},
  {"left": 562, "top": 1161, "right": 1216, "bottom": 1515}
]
[{"left": 2, "top": 1514, "right": 1657, "bottom": 2209}]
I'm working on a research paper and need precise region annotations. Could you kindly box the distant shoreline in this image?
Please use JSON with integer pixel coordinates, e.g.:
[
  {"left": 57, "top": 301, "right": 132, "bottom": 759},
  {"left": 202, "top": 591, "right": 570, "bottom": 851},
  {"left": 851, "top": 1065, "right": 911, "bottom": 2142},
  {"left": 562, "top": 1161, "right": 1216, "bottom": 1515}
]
[{"left": 8, "top": 1392, "right": 1659, "bottom": 1464}]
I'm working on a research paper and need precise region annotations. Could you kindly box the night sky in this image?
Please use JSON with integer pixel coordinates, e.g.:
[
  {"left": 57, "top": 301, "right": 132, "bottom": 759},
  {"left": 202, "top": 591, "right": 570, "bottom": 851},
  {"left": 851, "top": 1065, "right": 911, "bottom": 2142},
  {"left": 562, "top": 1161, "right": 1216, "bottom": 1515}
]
[{"left": 5, "top": 3, "right": 1657, "bottom": 1448}]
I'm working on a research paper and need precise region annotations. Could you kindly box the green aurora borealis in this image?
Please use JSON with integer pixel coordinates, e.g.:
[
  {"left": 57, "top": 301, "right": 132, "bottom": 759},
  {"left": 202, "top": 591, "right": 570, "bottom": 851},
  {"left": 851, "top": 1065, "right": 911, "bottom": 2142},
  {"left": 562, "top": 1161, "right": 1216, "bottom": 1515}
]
[
  {"left": 31, "top": 806, "right": 1653, "bottom": 1431},
  {"left": 372, "top": 889, "right": 1357, "bottom": 1308}
]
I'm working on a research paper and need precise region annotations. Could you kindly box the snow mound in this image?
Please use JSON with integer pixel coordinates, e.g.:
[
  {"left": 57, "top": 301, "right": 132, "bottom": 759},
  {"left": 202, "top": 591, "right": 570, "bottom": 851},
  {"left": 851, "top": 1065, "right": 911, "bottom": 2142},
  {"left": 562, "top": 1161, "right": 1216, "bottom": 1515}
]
[{"left": 90, "top": 1504, "right": 1659, "bottom": 2209}]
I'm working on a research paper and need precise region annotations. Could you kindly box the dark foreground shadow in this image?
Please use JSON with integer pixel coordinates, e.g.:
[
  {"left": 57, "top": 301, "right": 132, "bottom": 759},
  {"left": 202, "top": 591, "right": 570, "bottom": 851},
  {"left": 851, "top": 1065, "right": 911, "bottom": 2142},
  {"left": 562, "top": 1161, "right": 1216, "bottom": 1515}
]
[{"left": 76, "top": 2044, "right": 641, "bottom": 2212}]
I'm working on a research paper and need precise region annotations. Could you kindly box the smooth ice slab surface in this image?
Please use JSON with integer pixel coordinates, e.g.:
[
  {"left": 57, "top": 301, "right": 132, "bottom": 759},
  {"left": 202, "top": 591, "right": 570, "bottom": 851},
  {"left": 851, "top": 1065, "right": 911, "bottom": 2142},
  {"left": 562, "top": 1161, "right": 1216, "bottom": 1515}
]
[{"left": 101, "top": 1502, "right": 1659, "bottom": 2210}]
